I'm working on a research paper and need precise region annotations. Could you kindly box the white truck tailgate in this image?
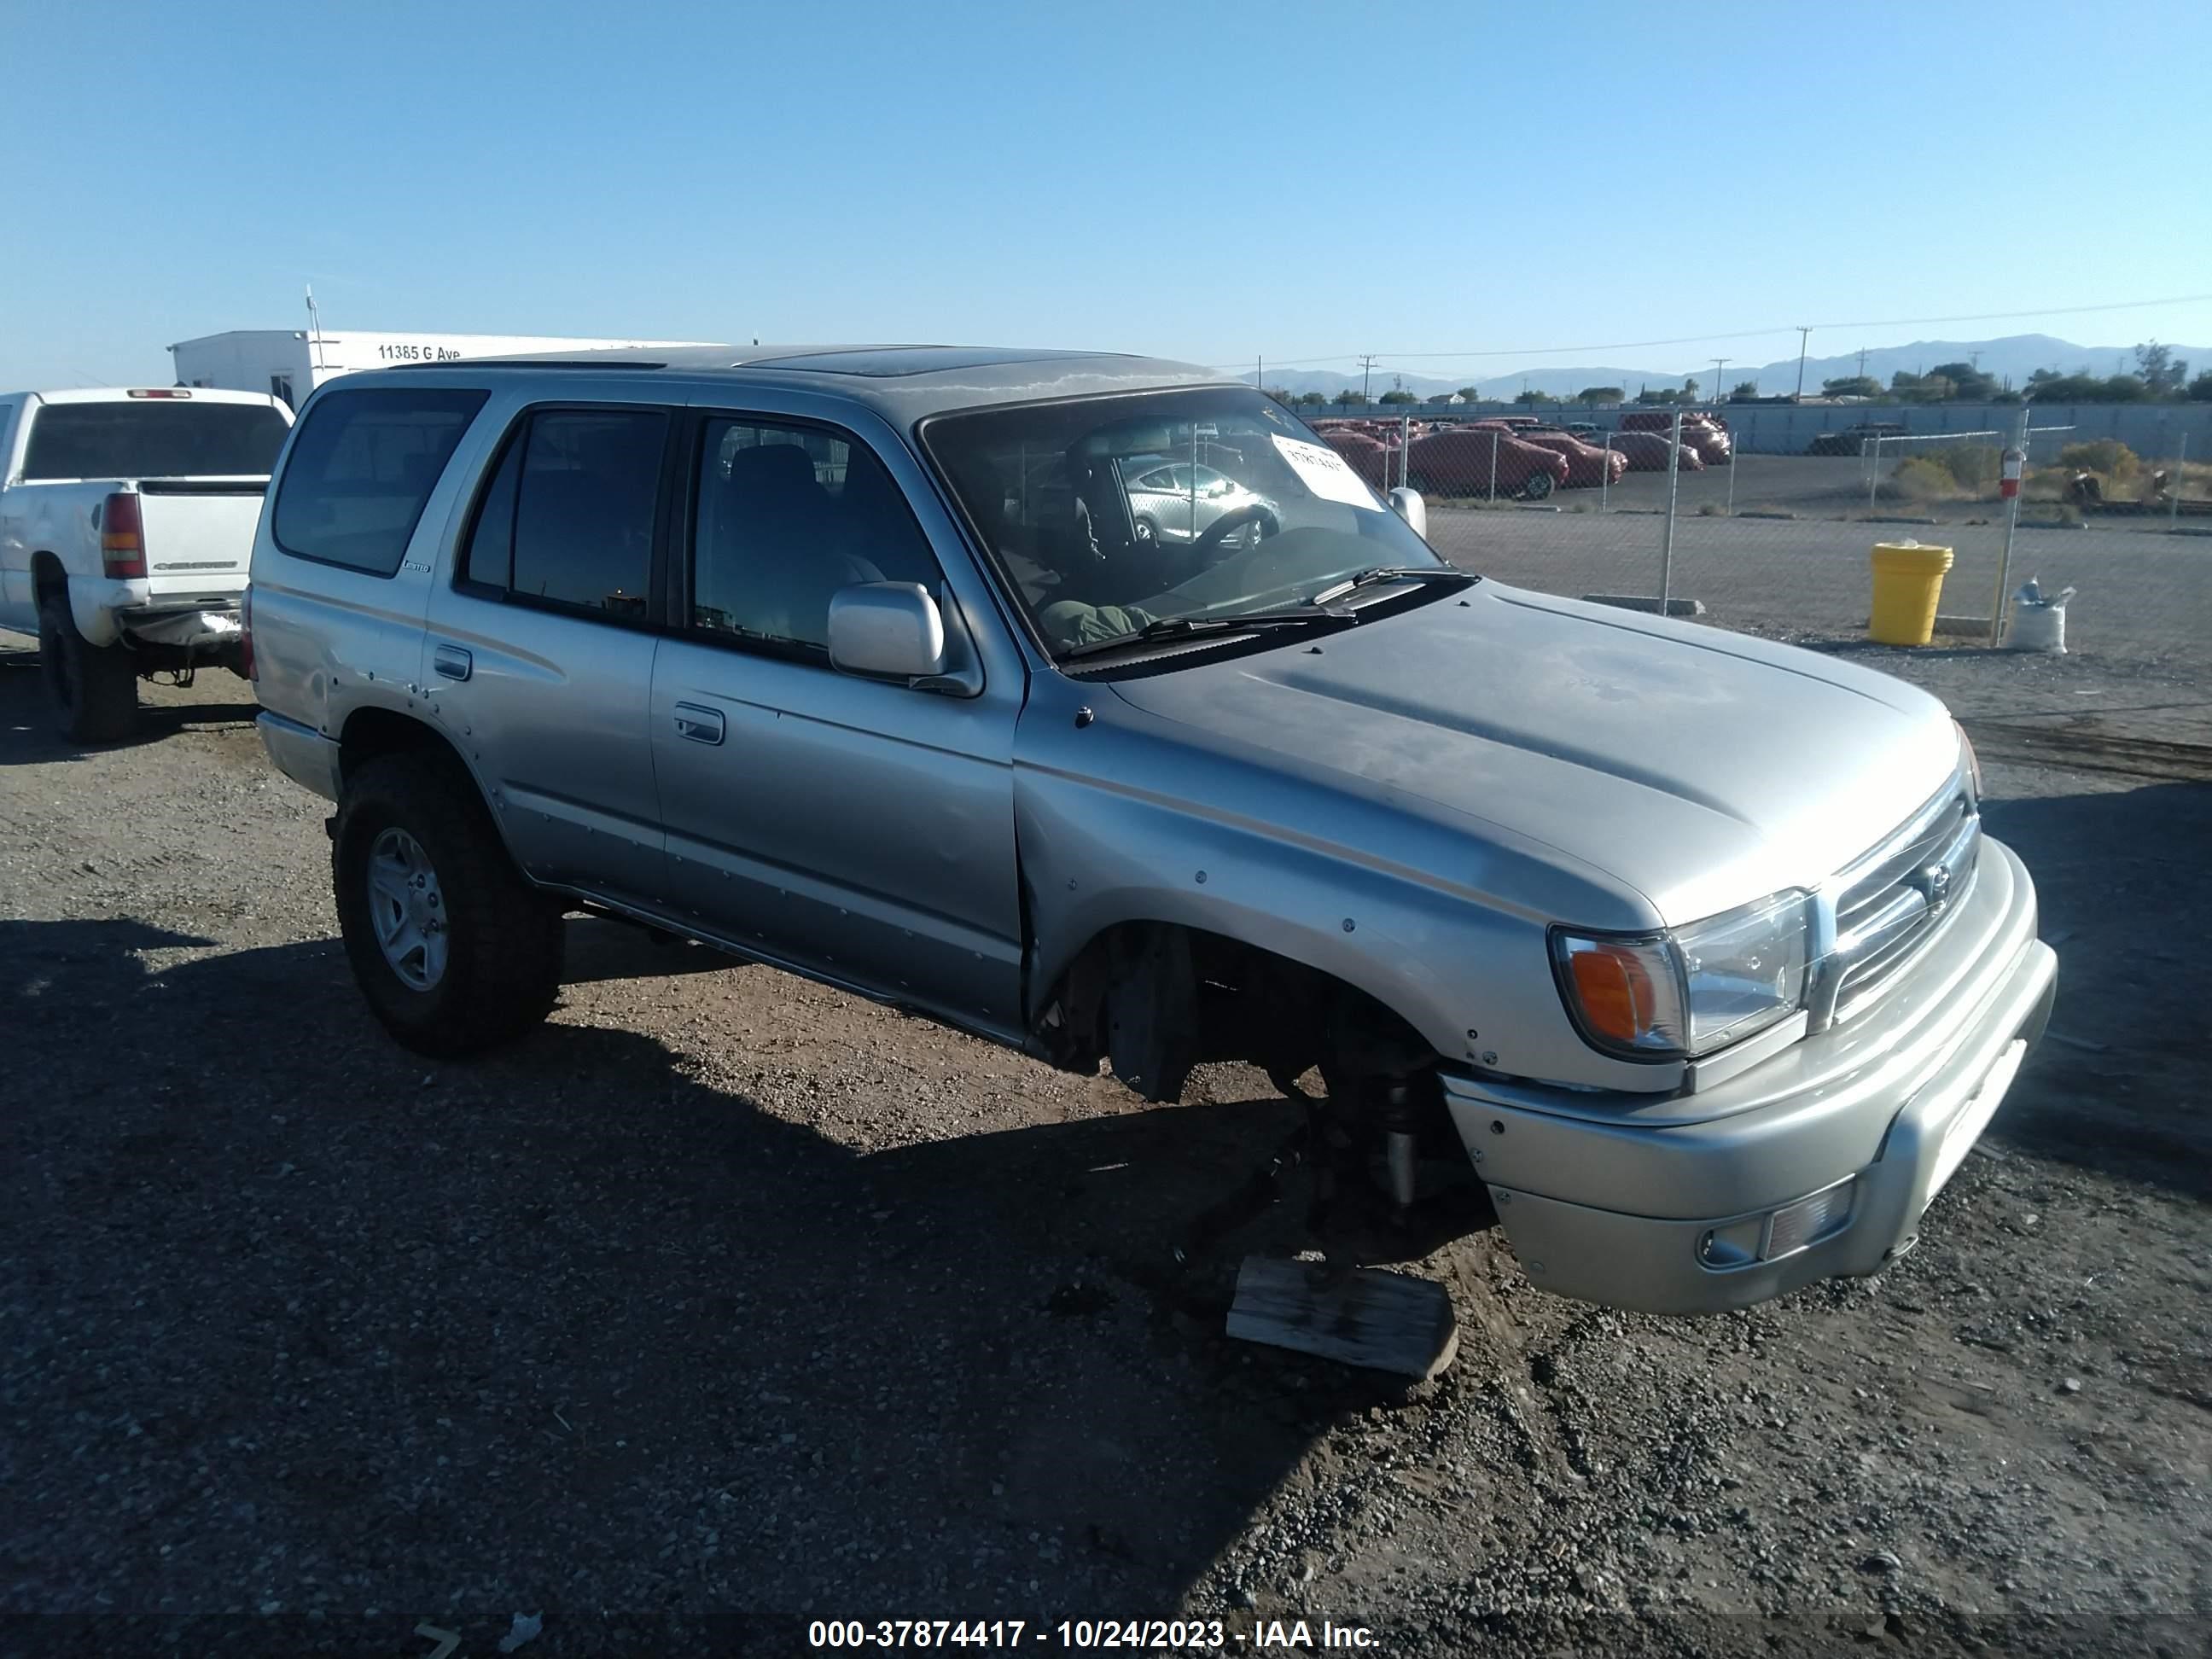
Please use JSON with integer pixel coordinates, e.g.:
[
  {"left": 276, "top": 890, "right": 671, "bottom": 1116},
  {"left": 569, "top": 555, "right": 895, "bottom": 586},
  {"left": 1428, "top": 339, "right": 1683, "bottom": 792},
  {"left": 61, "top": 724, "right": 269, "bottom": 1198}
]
[{"left": 136, "top": 480, "right": 269, "bottom": 601}]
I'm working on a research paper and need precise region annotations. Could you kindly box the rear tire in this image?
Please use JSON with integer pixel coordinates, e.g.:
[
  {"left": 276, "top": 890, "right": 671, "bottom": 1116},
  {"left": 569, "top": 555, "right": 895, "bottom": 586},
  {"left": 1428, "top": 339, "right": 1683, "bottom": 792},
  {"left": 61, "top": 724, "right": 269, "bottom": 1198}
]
[
  {"left": 38, "top": 595, "right": 139, "bottom": 744},
  {"left": 332, "top": 753, "right": 565, "bottom": 1057}
]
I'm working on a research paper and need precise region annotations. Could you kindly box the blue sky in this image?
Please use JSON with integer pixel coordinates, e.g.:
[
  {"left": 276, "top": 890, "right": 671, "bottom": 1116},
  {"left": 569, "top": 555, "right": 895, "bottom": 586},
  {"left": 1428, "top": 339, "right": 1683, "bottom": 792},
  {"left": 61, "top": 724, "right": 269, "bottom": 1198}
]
[{"left": 7, "top": 0, "right": 2209, "bottom": 390}]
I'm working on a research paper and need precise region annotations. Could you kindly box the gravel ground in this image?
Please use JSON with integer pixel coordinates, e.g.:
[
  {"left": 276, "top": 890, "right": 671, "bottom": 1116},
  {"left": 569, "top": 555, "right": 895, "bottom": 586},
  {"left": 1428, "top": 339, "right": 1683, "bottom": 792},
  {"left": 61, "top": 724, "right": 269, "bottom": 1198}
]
[{"left": 3, "top": 637, "right": 2209, "bottom": 1658}]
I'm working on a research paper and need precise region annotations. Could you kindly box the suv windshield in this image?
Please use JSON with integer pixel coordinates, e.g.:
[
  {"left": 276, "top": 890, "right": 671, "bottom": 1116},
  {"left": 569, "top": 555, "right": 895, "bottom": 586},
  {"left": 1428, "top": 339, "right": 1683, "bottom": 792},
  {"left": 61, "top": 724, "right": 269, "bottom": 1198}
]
[{"left": 923, "top": 387, "right": 1449, "bottom": 658}]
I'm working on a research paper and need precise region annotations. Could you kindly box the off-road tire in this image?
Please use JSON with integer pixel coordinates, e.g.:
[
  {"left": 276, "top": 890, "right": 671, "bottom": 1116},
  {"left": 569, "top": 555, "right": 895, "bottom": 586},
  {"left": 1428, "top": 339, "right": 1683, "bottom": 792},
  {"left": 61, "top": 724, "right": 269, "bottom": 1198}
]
[
  {"left": 332, "top": 754, "right": 564, "bottom": 1057},
  {"left": 38, "top": 595, "right": 138, "bottom": 743}
]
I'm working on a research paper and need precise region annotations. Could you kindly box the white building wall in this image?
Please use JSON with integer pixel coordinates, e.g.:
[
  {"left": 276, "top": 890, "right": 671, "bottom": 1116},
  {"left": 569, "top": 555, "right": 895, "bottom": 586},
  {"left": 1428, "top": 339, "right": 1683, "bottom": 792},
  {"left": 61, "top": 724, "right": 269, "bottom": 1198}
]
[{"left": 171, "top": 329, "right": 719, "bottom": 406}]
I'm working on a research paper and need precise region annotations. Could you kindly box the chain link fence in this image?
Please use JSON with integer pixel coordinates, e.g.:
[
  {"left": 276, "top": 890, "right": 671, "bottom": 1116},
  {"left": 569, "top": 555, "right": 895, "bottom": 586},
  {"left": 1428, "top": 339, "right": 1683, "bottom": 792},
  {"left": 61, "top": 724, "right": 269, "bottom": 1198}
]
[{"left": 1308, "top": 402, "right": 2212, "bottom": 671}]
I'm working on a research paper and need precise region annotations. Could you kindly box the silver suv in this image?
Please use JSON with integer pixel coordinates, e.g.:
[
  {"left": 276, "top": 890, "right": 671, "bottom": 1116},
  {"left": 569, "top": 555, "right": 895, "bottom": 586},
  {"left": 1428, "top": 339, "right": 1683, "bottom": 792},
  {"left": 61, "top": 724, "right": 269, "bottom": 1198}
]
[{"left": 247, "top": 346, "right": 2056, "bottom": 1314}]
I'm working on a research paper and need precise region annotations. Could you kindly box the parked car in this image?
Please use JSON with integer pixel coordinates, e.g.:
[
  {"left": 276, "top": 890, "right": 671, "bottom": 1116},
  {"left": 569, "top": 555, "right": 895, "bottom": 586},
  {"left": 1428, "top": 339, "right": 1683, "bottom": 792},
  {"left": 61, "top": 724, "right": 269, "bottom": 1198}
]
[
  {"left": 249, "top": 345, "right": 2055, "bottom": 1316},
  {"left": 0, "top": 386, "right": 293, "bottom": 740},
  {"left": 1125, "top": 460, "right": 1278, "bottom": 549},
  {"left": 1513, "top": 428, "right": 1628, "bottom": 488},
  {"left": 1607, "top": 429, "right": 1708, "bottom": 473},
  {"left": 1410, "top": 425, "right": 1570, "bottom": 498},
  {"left": 1318, "top": 428, "right": 1391, "bottom": 492},
  {"left": 1807, "top": 422, "right": 1907, "bottom": 457},
  {"left": 1621, "top": 409, "right": 1733, "bottom": 464}
]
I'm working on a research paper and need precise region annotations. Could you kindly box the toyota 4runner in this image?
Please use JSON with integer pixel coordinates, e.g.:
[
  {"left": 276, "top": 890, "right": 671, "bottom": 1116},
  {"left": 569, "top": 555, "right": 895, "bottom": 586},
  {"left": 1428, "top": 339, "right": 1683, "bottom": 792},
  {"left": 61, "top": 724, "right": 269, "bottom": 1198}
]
[{"left": 247, "top": 346, "right": 2056, "bottom": 1314}]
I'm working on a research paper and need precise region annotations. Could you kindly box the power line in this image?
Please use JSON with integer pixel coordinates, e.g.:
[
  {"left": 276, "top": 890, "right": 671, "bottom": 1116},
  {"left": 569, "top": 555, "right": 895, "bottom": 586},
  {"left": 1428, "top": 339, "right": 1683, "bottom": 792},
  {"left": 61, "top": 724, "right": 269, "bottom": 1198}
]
[{"left": 1204, "top": 292, "right": 2212, "bottom": 372}]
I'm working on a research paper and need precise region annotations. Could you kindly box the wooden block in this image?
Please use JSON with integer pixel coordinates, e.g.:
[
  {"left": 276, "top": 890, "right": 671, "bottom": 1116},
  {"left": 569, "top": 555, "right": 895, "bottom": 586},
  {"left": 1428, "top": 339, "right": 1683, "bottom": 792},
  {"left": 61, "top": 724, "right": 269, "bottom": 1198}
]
[{"left": 1225, "top": 1256, "right": 1459, "bottom": 1381}]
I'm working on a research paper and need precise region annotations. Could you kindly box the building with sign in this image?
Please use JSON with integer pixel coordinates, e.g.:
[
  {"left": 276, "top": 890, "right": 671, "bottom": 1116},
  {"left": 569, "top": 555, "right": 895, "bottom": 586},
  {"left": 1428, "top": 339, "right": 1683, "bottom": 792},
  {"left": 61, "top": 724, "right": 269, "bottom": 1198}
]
[{"left": 169, "top": 329, "right": 719, "bottom": 409}]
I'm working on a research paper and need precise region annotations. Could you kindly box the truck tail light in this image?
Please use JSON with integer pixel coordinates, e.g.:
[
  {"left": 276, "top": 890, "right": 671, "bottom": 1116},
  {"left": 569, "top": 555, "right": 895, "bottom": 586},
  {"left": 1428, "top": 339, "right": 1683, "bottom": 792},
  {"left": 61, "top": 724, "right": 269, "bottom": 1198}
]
[
  {"left": 100, "top": 492, "right": 146, "bottom": 578},
  {"left": 240, "top": 585, "right": 258, "bottom": 682}
]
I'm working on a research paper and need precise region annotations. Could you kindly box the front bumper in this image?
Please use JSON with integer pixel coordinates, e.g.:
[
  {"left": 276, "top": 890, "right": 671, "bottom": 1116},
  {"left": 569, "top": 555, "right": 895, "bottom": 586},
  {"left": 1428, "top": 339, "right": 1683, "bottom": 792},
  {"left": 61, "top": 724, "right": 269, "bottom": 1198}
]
[{"left": 1444, "top": 836, "right": 2056, "bottom": 1314}]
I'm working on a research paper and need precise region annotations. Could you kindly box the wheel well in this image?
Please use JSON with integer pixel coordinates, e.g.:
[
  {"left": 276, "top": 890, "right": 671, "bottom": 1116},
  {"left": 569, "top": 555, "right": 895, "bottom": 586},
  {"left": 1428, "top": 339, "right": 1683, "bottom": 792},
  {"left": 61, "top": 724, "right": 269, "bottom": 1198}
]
[
  {"left": 31, "top": 554, "right": 66, "bottom": 604},
  {"left": 1034, "top": 920, "right": 1440, "bottom": 1106},
  {"left": 339, "top": 707, "right": 466, "bottom": 783}
]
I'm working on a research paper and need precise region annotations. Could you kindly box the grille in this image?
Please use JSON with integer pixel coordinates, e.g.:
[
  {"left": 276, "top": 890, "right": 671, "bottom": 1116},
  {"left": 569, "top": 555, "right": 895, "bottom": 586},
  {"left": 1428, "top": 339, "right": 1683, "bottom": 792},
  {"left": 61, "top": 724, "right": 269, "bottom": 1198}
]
[{"left": 1820, "top": 779, "right": 1982, "bottom": 1023}]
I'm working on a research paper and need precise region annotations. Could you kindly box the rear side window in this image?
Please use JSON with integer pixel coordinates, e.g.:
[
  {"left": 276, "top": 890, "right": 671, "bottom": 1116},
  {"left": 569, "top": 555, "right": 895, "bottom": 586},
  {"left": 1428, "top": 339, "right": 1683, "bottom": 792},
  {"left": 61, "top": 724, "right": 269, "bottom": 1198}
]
[
  {"left": 24, "top": 399, "right": 290, "bottom": 481},
  {"left": 458, "top": 408, "right": 667, "bottom": 620},
  {"left": 271, "top": 387, "right": 488, "bottom": 575}
]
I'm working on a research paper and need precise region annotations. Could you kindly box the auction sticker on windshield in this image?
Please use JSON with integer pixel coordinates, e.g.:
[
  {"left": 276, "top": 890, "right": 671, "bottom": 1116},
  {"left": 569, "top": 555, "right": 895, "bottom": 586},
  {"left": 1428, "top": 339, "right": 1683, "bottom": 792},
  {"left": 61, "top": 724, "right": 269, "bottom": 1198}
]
[{"left": 1272, "top": 434, "right": 1382, "bottom": 509}]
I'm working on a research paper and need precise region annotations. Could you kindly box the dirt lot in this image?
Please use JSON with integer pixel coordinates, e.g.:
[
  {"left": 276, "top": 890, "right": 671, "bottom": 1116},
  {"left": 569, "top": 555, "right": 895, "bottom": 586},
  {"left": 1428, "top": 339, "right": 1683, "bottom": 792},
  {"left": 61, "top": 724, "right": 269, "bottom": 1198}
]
[{"left": 3, "top": 637, "right": 2209, "bottom": 1658}]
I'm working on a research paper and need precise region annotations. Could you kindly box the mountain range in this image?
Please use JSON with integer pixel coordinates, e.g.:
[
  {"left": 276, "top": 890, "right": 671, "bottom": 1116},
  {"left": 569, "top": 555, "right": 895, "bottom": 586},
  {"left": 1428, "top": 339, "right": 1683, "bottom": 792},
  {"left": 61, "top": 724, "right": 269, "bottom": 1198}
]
[{"left": 1260, "top": 334, "right": 2208, "bottom": 401}]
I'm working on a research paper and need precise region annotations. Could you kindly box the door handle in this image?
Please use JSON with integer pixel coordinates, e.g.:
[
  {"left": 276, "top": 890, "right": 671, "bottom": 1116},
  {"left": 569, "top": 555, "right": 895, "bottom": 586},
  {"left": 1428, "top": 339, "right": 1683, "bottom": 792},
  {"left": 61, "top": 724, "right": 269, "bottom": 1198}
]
[
  {"left": 432, "top": 643, "right": 473, "bottom": 681},
  {"left": 672, "top": 701, "right": 725, "bottom": 745}
]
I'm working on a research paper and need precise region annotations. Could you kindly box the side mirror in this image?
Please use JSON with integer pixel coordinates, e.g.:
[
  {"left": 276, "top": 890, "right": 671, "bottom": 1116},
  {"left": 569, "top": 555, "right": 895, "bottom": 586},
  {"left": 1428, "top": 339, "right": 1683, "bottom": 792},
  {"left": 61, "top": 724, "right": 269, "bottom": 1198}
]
[
  {"left": 1388, "top": 486, "right": 1428, "bottom": 539},
  {"left": 828, "top": 581, "right": 946, "bottom": 680}
]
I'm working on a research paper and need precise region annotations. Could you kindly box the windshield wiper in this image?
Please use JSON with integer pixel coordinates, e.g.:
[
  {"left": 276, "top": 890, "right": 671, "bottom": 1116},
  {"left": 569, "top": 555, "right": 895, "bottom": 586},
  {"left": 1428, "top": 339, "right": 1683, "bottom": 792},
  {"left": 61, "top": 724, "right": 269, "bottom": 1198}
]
[
  {"left": 1308, "top": 565, "right": 1477, "bottom": 607},
  {"left": 1057, "top": 604, "right": 1356, "bottom": 664}
]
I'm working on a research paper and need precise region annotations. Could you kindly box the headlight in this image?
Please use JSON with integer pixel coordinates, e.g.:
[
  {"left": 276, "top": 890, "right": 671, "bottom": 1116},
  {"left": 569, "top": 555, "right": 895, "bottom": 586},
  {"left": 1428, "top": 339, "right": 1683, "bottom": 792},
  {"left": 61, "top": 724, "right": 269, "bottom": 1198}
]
[{"left": 1551, "top": 890, "right": 1813, "bottom": 1060}]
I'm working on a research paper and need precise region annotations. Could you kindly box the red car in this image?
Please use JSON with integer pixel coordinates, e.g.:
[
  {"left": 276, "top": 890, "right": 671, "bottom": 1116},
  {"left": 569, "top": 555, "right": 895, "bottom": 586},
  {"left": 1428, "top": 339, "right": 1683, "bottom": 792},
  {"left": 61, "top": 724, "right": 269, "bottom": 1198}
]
[
  {"left": 1318, "top": 428, "right": 1391, "bottom": 492},
  {"left": 1619, "top": 410, "right": 1733, "bottom": 464},
  {"left": 1408, "top": 426, "right": 1571, "bottom": 499},
  {"left": 1606, "top": 430, "right": 1707, "bottom": 473},
  {"left": 1512, "top": 428, "right": 1628, "bottom": 487}
]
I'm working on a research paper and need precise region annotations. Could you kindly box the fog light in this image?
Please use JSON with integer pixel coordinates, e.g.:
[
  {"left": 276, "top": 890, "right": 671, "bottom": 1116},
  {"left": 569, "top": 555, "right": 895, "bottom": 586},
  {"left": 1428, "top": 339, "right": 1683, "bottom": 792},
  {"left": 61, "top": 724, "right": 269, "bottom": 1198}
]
[
  {"left": 1763, "top": 1179, "right": 1854, "bottom": 1260},
  {"left": 1697, "top": 1218, "right": 1763, "bottom": 1267}
]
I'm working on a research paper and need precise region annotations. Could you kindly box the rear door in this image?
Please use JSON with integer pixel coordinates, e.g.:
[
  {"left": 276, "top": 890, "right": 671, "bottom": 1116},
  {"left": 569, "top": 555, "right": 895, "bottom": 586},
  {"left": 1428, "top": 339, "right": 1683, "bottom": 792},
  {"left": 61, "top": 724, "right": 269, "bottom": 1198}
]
[{"left": 422, "top": 402, "right": 672, "bottom": 905}]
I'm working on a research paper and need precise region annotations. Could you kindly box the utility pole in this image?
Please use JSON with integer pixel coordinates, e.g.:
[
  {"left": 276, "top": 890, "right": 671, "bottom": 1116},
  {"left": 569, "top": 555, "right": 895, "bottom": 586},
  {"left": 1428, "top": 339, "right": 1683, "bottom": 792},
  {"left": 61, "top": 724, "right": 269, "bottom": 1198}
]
[
  {"left": 1793, "top": 327, "right": 1812, "bottom": 399},
  {"left": 1711, "top": 358, "right": 1729, "bottom": 405},
  {"left": 1255, "top": 353, "right": 1263, "bottom": 391},
  {"left": 1359, "top": 354, "right": 1379, "bottom": 403},
  {"left": 1855, "top": 346, "right": 1869, "bottom": 380}
]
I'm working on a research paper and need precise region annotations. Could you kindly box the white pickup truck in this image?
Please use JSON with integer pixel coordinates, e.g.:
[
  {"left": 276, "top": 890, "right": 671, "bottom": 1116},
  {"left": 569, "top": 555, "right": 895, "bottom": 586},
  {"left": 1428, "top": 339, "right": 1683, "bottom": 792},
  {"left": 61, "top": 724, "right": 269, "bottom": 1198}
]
[{"left": 0, "top": 386, "right": 292, "bottom": 740}]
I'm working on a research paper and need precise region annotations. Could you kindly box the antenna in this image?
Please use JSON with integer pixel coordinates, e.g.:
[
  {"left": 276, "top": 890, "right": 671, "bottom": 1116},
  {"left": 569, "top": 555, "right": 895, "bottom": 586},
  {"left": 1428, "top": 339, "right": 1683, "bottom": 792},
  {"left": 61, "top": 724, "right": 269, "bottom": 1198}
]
[{"left": 305, "top": 285, "right": 326, "bottom": 371}]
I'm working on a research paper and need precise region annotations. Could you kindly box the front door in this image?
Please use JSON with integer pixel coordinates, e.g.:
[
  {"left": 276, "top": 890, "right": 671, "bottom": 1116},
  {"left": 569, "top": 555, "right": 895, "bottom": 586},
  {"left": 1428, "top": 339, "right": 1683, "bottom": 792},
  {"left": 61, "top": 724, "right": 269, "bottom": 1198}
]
[{"left": 649, "top": 411, "right": 1024, "bottom": 1037}]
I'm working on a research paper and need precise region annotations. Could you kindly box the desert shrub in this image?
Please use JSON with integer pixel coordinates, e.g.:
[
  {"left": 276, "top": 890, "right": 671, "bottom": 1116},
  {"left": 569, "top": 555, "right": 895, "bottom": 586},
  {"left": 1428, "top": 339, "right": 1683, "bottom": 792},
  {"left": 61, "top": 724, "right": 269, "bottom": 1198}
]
[
  {"left": 1891, "top": 457, "right": 1961, "bottom": 501},
  {"left": 2057, "top": 439, "right": 2139, "bottom": 480},
  {"left": 1924, "top": 445, "right": 2000, "bottom": 491}
]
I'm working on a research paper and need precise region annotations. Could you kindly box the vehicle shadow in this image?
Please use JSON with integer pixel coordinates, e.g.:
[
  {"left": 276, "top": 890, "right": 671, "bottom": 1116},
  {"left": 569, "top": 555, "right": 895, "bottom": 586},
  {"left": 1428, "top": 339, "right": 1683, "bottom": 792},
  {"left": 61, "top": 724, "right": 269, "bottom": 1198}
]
[
  {"left": 0, "top": 642, "right": 256, "bottom": 763},
  {"left": 1979, "top": 779, "right": 2212, "bottom": 1200},
  {"left": 0, "top": 918, "right": 1491, "bottom": 1639},
  {"left": 561, "top": 914, "right": 752, "bottom": 984}
]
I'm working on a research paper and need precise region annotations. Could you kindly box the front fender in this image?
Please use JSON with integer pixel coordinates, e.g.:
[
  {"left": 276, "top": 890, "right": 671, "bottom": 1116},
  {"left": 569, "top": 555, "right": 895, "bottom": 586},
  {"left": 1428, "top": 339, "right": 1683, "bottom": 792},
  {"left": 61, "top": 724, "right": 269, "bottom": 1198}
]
[{"left": 1014, "top": 673, "right": 1685, "bottom": 1093}]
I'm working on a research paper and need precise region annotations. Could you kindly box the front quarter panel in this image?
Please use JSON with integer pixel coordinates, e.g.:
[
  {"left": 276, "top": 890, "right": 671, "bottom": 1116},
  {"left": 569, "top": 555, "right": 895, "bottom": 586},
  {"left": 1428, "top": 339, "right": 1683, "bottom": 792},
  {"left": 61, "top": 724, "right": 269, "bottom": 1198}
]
[{"left": 1015, "top": 669, "right": 1684, "bottom": 1091}]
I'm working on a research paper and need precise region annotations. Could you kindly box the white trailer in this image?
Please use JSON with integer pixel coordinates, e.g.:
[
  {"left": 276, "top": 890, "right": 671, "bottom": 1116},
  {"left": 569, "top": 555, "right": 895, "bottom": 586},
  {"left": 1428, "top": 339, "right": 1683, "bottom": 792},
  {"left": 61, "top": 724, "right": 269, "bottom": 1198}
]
[{"left": 170, "top": 329, "right": 719, "bottom": 408}]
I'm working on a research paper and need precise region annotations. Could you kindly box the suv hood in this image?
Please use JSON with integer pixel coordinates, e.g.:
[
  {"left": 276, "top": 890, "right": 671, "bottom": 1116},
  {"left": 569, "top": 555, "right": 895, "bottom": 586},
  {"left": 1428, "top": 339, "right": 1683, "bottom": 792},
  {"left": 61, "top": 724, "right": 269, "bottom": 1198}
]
[{"left": 1105, "top": 582, "right": 1961, "bottom": 925}]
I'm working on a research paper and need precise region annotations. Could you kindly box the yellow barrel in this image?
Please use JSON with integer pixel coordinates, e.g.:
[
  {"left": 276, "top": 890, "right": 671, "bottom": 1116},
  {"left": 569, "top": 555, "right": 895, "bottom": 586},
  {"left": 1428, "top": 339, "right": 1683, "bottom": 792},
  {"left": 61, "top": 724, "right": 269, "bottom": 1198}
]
[{"left": 1868, "top": 540, "right": 1954, "bottom": 646}]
